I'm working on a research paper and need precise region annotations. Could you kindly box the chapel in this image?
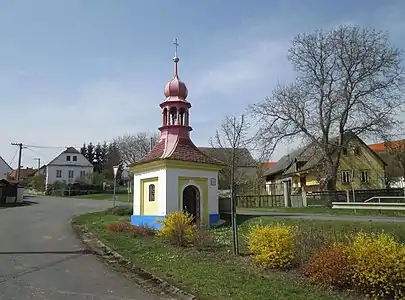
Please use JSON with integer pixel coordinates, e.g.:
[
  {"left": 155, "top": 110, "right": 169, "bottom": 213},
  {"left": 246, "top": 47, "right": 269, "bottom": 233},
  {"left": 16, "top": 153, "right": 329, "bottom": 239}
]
[{"left": 130, "top": 42, "right": 224, "bottom": 229}]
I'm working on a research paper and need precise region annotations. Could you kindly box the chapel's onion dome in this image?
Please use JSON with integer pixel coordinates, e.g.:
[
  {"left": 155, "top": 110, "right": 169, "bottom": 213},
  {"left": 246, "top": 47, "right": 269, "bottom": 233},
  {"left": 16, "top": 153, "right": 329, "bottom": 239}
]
[{"left": 163, "top": 56, "right": 188, "bottom": 100}]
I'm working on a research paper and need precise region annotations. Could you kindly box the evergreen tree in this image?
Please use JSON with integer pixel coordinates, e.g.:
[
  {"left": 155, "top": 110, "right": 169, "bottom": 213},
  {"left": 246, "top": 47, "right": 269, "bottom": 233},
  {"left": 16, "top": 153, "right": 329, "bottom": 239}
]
[
  {"left": 101, "top": 141, "right": 109, "bottom": 172},
  {"left": 80, "top": 143, "right": 87, "bottom": 159},
  {"left": 104, "top": 142, "right": 122, "bottom": 180},
  {"left": 87, "top": 142, "right": 95, "bottom": 165},
  {"left": 94, "top": 143, "right": 103, "bottom": 173}
]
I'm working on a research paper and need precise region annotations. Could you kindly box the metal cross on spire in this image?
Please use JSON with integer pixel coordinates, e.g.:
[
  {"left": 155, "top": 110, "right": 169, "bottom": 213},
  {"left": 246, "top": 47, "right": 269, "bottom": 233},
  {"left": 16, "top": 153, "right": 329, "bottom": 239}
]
[{"left": 173, "top": 38, "right": 179, "bottom": 58}]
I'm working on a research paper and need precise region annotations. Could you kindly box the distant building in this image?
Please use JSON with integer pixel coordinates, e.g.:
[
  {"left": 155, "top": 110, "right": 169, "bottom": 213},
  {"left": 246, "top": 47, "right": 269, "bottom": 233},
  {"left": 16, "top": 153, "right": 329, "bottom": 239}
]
[
  {"left": 8, "top": 167, "right": 36, "bottom": 182},
  {"left": 45, "top": 147, "right": 94, "bottom": 186}
]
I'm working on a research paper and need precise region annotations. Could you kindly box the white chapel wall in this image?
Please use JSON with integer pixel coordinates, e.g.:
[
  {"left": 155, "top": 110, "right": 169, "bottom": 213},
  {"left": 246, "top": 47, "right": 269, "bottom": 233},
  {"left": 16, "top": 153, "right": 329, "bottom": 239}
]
[
  {"left": 166, "top": 168, "right": 219, "bottom": 215},
  {"left": 133, "top": 168, "right": 166, "bottom": 216}
]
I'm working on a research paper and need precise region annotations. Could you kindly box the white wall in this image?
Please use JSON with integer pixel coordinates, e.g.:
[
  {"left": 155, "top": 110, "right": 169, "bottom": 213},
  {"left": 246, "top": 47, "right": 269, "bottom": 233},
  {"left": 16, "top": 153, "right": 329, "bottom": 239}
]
[
  {"left": 133, "top": 167, "right": 219, "bottom": 217},
  {"left": 0, "top": 157, "right": 12, "bottom": 180},
  {"left": 133, "top": 168, "right": 166, "bottom": 216},
  {"left": 46, "top": 165, "right": 94, "bottom": 185},
  {"left": 166, "top": 168, "right": 219, "bottom": 215}
]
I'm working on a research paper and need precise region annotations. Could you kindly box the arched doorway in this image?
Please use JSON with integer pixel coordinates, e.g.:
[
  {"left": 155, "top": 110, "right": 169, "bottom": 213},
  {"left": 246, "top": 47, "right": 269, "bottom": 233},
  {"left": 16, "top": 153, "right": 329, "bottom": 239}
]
[{"left": 182, "top": 185, "right": 200, "bottom": 223}]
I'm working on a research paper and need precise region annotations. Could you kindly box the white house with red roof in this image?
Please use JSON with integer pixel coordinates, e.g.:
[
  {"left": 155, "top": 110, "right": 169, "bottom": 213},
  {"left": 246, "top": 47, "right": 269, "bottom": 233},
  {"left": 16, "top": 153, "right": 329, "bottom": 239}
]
[{"left": 130, "top": 46, "right": 224, "bottom": 229}]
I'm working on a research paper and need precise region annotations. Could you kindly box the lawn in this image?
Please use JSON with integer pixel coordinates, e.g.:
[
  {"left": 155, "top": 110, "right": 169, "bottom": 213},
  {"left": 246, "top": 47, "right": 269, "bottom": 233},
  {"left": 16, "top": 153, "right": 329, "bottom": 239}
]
[
  {"left": 74, "top": 193, "right": 131, "bottom": 203},
  {"left": 239, "top": 206, "right": 405, "bottom": 217},
  {"left": 73, "top": 211, "right": 405, "bottom": 299}
]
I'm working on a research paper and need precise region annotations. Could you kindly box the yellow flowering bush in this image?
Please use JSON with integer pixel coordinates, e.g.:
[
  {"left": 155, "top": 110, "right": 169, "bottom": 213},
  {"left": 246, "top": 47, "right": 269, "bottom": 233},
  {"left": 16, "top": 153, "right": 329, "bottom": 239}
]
[
  {"left": 157, "top": 212, "right": 196, "bottom": 247},
  {"left": 350, "top": 232, "right": 405, "bottom": 299},
  {"left": 248, "top": 223, "right": 295, "bottom": 269}
]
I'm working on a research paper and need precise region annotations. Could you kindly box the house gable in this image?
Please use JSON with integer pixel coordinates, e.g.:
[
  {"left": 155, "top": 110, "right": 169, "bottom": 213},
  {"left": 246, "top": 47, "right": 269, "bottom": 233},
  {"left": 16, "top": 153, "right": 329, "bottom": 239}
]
[
  {"left": 47, "top": 147, "right": 93, "bottom": 167},
  {"left": 0, "top": 156, "right": 12, "bottom": 179}
]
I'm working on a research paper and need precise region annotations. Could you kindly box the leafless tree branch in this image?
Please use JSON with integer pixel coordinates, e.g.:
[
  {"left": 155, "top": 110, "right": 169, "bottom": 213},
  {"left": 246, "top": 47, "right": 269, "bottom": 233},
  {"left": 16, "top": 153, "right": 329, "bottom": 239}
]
[{"left": 250, "top": 25, "right": 405, "bottom": 190}]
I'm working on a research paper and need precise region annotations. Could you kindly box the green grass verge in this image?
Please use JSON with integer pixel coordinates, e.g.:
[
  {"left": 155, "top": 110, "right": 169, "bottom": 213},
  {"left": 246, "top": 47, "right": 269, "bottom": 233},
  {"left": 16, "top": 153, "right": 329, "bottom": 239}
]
[
  {"left": 71, "top": 212, "right": 405, "bottom": 300},
  {"left": 74, "top": 193, "right": 131, "bottom": 202},
  {"left": 239, "top": 206, "right": 405, "bottom": 217}
]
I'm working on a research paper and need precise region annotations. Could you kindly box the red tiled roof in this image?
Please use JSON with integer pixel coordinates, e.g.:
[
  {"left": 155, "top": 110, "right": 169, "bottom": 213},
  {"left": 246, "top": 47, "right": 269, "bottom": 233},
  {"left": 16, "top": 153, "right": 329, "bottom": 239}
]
[
  {"left": 8, "top": 167, "right": 36, "bottom": 180},
  {"left": 136, "top": 138, "right": 224, "bottom": 166},
  {"left": 368, "top": 140, "right": 405, "bottom": 152},
  {"left": 261, "top": 162, "right": 277, "bottom": 168}
]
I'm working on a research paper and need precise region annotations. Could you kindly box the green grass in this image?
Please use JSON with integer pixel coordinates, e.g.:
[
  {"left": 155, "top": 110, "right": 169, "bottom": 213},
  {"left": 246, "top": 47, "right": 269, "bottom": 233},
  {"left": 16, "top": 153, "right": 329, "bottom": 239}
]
[
  {"left": 74, "top": 193, "right": 131, "bottom": 202},
  {"left": 72, "top": 212, "right": 405, "bottom": 300},
  {"left": 239, "top": 206, "right": 405, "bottom": 217}
]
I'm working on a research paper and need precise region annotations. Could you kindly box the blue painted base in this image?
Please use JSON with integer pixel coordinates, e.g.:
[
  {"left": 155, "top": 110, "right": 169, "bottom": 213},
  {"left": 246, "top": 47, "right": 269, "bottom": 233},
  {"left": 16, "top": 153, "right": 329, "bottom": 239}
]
[
  {"left": 131, "top": 213, "right": 221, "bottom": 229},
  {"left": 209, "top": 213, "right": 220, "bottom": 225},
  {"left": 130, "top": 215, "right": 165, "bottom": 229}
]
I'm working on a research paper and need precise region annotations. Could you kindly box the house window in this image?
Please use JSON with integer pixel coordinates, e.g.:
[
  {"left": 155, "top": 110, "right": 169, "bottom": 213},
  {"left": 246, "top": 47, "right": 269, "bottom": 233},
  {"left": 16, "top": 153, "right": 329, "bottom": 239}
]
[
  {"left": 342, "top": 147, "right": 348, "bottom": 155},
  {"left": 341, "top": 171, "right": 351, "bottom": 184},
  {"left": 68, "top": 170, "right": 74, "bottom": 178},
  {"left": 148, "top": 184, "right": 156, "bottom": 202},
  {"left": 73, "top": 156, "right": 77, "bottom": 161},
  {"left": 66, "top": 156, "right": 71, "bottom": 161},
  {"left": 361, "top": 171, "right": 369, "bottom": 183},
  {"left": 80, "top": 170, "right": 86, "bottom": 178},
  {"left": 56, "top": 170, "right": 62, "bottom": 178},
  {"left": 354, "top": 146, "right": 361, "bottom": 156}
]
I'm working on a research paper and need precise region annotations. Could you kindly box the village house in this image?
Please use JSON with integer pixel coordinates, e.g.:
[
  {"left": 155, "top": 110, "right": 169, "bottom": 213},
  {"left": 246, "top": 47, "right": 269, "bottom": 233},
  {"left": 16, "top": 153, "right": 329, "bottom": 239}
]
[
  {"left": 8, "top": 167, "right": 36, "bottom": 182},
  {"left": 265, "top": 133, "right": 387, "bottom": 194},
  {"left": 45, "top": 147, "right": 94, "bottom": 186},
  {"left": 368, "top": 140, "right": 405, "bottom": 188},
  {"left": 0, "top": 156, "right": 12, "bottom": 180},
  {"left": 198, "top": 147, "right": 258, "bottom": 189}
]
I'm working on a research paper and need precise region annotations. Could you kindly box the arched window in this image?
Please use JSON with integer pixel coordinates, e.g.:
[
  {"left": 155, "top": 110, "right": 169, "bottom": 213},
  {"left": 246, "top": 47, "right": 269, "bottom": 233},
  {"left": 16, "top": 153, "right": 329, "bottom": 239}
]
[
  {"left": 162, "top": 108, "right": 168, "bottom": 125},
  {"left": 179, "top": 108, "right": 186, "bottom": 125},
  {"left": 148, "top": 184, "right": 156, "bottom": 202},
  {"left": 169, "top": 107, "right": 177, "bottom": 125}
]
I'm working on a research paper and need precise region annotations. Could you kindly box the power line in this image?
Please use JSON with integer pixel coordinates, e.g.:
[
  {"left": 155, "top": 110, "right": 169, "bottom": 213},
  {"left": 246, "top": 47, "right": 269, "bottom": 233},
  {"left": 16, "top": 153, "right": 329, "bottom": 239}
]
[
  {"left": 10, "top": 143, "right": 25, "bottom": 182},
  {"left": 8, "top": 148, "right": 18, "bottom": 166}
]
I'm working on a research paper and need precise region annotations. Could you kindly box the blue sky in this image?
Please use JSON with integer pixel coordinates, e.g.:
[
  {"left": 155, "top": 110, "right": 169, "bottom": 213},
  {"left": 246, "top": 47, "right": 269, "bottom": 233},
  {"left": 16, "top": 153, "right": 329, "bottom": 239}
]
[{"left": 1, "top": 0, "right": 405, "bottom": 168}]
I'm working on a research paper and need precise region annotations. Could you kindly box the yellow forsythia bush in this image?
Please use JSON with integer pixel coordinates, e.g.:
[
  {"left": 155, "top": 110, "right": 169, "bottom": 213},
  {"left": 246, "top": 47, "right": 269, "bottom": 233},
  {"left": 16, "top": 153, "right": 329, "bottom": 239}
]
[
  {"left": 350, "top": 232, "right": 405, "bottom": 299},
  {"left": 248, "top": 223, "right": 295, "bottom": 269},
  {"left": 157, "top": 212, "right": 196, "bottom": 247}
]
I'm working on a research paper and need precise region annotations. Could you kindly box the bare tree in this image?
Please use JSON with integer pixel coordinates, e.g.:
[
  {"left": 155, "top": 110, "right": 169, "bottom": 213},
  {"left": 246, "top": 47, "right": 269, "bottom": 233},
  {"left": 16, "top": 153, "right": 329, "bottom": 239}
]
[
  {"left": 210, "top": 114, "right": 252, "bottom": 255},
  {"left": 113, "top": 132, "right": 159, "bottom": 166},
  {"left": 250, "top": 25, "right": 405, "bottom": 190}
]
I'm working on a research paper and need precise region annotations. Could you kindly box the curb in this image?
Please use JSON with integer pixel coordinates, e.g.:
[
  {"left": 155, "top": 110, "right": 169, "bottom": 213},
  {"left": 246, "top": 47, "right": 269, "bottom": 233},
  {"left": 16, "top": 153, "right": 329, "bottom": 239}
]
[{"left": 71, "top": 220, "right": 197, "bottom": 300}]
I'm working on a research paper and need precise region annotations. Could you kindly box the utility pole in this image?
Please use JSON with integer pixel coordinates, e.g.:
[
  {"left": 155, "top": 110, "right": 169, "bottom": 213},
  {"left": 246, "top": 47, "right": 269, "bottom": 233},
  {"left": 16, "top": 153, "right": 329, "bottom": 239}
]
[
  {"left": 34, "top": 158, "right": 41, "bottom": 172},
  {"left": 11, "top": 143, "right": 23, "bottom": 182}
]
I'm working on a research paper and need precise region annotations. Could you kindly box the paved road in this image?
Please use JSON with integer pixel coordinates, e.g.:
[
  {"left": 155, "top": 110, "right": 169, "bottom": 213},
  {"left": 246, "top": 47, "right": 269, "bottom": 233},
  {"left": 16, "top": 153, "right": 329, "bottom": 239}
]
[
  {"left": 0, "top": 196, "right": 168, "bottom": 300},
  {"left": 237, "top": 209, "right": 405, "bottom": 223}
]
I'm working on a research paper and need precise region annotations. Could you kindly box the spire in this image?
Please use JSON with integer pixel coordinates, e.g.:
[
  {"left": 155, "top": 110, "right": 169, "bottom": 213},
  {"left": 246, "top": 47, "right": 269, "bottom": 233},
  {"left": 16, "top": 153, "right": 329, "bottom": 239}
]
[{"left": 173, "top": 38, "right": 179, "bottom": 78}]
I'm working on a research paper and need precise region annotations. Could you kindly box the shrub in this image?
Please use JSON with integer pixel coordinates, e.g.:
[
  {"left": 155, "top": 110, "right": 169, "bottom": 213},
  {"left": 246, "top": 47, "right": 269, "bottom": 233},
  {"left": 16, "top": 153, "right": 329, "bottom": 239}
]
[
  {"left": 192, "top": 226, "right": 216, "bottom": 250},
  {"left": 157, "top": 212, "right": 196, "bottom": 247},
  {"left": 303, "top": 243, "right": 353, "bottom": 289},
  {"left": 129, "top": 225, "right": 155, "bottom": 237},
  {"left": 350, "top": 232, "right": 405, "bottom": 299},
  {"left": 106, "top": 205, "right": 133, "bottom": 216},
  {"left": 106, "top": 221, "right": 131, "bottom": 232},
  {"left": 248, "top": 223, "right": 295, "bottom": 269}
]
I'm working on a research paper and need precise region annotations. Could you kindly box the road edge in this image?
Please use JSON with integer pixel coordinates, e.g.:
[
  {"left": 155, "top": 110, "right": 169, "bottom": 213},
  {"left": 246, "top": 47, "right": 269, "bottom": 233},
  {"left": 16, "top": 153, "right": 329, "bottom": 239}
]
[{"left": 71, "top": 219, "right": 197, "bottom": 300}]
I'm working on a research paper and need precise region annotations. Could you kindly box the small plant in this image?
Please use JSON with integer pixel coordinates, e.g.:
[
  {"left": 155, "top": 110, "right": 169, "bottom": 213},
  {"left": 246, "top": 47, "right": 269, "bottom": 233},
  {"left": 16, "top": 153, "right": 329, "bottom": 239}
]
[
  {"left": 303, "top": 243, "right": 353, "bottom": 289},
  {"left": 248, "top": 223, "right": 295, "bottom": 269},
  {"left": 106, "top": 221, "right": 131, "bottom": 232},
  {"left": 350, "top": 232, "right": 405, "bottom": 299},
  {"left": 157, "top": 212, "right": 196, "bottom": 247},
  {"left": 129, "top": 225, "right": 155, "bottom": 237},
  {"left": 106, "top": 205, "right": 133, "bottom": 216},
  {"left": 192, "top": 226, "right": 216, "bottom": 250}
]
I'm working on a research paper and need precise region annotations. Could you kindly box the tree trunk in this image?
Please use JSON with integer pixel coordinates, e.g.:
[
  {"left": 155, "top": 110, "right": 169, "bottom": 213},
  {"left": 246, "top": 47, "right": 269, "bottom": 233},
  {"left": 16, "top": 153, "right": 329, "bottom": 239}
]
[{"left": 325, "top": 164, "right": 339, "bottom": 207}]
